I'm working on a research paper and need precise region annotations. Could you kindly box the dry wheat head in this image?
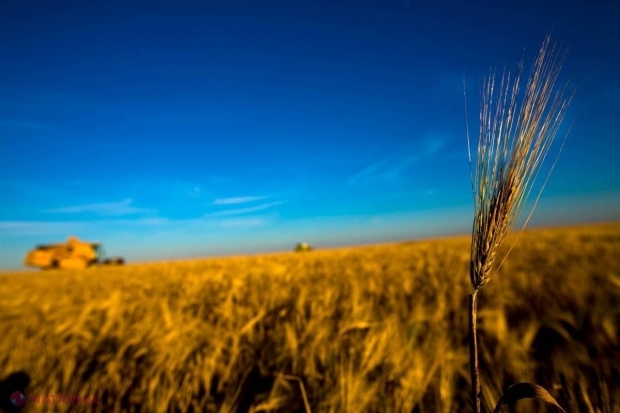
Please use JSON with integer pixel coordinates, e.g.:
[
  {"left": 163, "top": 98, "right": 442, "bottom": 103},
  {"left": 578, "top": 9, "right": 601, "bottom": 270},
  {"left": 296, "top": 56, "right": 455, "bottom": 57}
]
[{"left": 466, "top": 34, "right": 578, "bottom": 290}]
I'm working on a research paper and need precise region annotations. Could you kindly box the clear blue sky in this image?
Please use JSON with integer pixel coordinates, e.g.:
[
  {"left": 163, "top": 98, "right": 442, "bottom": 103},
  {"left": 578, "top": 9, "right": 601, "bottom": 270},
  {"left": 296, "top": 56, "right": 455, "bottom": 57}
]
[{"left": 1, "top": 0, "right": 619, "bottom": 269}]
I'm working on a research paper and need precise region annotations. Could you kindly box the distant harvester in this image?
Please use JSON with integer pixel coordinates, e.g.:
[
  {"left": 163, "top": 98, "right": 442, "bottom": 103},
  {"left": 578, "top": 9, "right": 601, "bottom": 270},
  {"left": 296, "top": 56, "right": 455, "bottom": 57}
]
[
  {"left": 24, "top": 236, "right": 125, "bottom": 270},
  {"left": 294, "top": 242, "right": 313, "bottom": 252}
]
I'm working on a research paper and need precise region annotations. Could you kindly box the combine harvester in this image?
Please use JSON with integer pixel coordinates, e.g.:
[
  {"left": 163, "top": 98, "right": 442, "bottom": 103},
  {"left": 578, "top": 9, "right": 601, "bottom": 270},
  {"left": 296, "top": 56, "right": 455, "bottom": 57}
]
[
  {"left": 24, "top": 236, "right": 124, "bottom": 270},
  {"left": 294, "top": 242, "right": 313, "bottom": 252}
]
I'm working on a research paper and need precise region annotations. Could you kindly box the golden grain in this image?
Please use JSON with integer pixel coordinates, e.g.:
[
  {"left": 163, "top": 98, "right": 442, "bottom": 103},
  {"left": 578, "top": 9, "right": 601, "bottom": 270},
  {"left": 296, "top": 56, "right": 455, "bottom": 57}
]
[{"left": 0, "top": 223, "right": 618, "bottom": 412}]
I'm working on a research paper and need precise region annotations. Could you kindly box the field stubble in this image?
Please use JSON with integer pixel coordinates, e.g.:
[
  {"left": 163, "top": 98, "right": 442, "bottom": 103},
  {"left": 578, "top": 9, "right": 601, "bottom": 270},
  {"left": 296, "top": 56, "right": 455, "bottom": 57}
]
[{"left": 1, "top": 223, "right": 619, "bottom": 412}]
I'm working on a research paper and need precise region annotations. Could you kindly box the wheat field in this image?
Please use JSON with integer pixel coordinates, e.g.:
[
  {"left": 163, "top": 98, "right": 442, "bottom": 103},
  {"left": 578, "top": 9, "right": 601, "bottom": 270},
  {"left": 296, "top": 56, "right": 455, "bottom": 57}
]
[{"left": 1, "top": 222, "right": 619, "bottom": 413}]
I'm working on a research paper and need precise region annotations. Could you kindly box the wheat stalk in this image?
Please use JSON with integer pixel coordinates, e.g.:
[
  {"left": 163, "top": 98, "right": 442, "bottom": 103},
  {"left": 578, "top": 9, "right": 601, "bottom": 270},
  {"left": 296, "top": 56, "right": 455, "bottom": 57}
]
[{"left": 465, "top": 34, "right": 578, "bottom": 413}]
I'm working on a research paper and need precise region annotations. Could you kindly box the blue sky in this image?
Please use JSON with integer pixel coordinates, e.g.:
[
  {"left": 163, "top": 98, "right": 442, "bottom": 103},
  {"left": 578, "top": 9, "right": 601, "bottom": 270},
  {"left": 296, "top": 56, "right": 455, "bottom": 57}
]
[{"left": 1, "top": 0, "right": 619, "bottom": 269}]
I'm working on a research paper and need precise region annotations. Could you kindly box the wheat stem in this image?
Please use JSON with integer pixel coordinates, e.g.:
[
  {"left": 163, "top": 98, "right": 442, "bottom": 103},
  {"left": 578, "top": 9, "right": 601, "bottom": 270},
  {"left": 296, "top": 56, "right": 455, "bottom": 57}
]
[{"left": 469, "top": 290, "right": 482, "bottom": 413}]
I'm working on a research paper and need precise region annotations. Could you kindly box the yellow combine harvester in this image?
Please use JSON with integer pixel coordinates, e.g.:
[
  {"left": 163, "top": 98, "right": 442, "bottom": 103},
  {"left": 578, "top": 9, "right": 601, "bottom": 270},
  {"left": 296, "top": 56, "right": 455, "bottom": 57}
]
[{"left": 24, "top": 236, "right": 125, "bottom": 270}]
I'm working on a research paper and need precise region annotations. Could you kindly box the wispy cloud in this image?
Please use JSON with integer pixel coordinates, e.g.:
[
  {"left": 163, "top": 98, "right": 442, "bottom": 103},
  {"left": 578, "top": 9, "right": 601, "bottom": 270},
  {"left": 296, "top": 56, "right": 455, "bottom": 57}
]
[
  {"left": 0, "top": 214, "right": 272, "bottom": 238},
  {"left": 348, "top": 157, "right": 393, "bottom": 186},
  {"left": 43, "top": 198, "right": 155, "bottom": 216},
  {"left": 189, "top": 186, "right": 201, "bottom": 198},
  {"left": 0, "top": 220, "right": 88, "bottom": 236},
  {"left": 211, "top": 196, "right": 266, "bottom": 205},
  {"left": 205, "top": 201, "right": 284, "bottom": 217},
  {"left": 349, "top": 135, "right": 448, "bottom": 186}
]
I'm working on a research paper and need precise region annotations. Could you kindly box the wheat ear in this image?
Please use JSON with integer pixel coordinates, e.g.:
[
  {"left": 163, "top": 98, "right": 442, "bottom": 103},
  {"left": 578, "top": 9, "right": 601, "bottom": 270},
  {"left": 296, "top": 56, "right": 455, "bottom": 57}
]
[{"left": 465, "top": 34, "right": 578, "bottom": 413}]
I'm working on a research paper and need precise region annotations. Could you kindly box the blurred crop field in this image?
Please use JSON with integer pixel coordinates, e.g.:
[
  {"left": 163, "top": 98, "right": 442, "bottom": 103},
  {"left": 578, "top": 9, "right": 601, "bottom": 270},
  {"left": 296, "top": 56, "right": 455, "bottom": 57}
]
[{"left": 1, "top": 223, "right": 619, "bottom": 413}]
